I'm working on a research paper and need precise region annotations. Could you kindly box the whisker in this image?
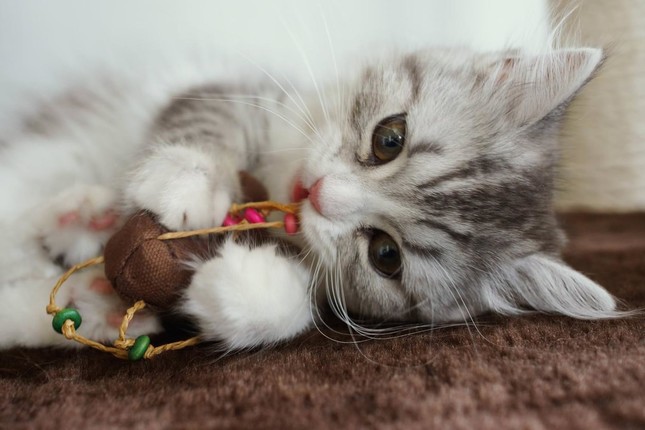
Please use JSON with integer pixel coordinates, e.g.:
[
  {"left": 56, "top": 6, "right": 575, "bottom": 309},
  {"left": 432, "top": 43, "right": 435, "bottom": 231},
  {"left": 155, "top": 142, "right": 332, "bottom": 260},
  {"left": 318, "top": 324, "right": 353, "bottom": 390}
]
[
  {"left": 272, "top": 69, "right": 324, "bottom": 142},
  {"left": 430, "top": 260, "right": 485, "bottom": 352},
  {"left": 171, "top": 97, "right": 315, "bottom": 146},
  {"left": 308, "top": 254, "right": 364, "bottom": 343},
  {"left": 279, "top": 14, "right": 331, "bottom": 123},
  {"left": 228, "top": 49, "right": 319, "bottom": 133},
  {"left": 176, "top": 93, "right": 318, "bottom": 135},
  {"left": 318, "top": 2, "right": 342, "bottom": 121}
]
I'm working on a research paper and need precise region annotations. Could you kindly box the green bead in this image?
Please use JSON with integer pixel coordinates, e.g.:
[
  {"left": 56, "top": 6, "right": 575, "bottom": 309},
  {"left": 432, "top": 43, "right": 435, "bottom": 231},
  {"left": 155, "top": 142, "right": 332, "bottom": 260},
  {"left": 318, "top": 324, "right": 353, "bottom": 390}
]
[
  {"left": 128, "top": 335, "right": 151, "bottom": 361},
  {"left": 52, "top": 308, "right": 82, "bottom": 334}
]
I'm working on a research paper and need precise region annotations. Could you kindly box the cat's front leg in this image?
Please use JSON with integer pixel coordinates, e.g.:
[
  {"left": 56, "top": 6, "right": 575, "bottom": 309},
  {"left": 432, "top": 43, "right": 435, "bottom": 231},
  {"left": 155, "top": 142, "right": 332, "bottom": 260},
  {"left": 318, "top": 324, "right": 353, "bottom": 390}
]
[
  {"left": 181, "top": 237, "right": 313, "bottom": 349},
  {"left": 123, "top": 145, "right": 241, "bottom": 231},
  {"left": 124, "top": 85, "right": 270, "bottom": 231}
]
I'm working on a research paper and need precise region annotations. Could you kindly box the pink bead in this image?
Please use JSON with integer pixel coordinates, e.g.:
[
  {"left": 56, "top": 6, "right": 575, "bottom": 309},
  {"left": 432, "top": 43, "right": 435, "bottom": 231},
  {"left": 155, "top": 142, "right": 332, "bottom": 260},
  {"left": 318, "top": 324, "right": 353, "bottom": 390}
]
[
  {"left": 284, "top": 213, "right": 298, "bottom": 235},
  {"left": 222, "top": 214, "right": 239, "bottom": 227},
  {"left": 244, "top": 208, "right": 265, "bottom": 224}
]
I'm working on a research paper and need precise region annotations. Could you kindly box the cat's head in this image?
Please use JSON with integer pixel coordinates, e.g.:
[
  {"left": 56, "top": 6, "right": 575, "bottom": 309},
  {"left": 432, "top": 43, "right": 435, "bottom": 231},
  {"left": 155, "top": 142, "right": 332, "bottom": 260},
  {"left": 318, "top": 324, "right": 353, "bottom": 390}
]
[{"left": 299, "top": 47, "right": 617, "bottom": 325}]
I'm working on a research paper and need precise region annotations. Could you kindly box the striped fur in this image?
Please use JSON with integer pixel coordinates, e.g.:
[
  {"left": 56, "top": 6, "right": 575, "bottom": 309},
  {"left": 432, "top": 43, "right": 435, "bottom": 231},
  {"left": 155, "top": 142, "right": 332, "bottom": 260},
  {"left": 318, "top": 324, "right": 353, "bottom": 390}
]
[{"left": 298, "top": 48, "right": 618, "bottom": 325}]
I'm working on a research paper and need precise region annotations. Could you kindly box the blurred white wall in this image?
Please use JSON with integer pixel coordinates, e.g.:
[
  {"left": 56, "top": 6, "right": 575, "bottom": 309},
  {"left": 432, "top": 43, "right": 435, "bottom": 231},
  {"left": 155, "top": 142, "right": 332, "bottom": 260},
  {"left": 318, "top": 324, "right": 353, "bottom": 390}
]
[{"left": 0, "top": 0, "right": 550, "bottom": 111}]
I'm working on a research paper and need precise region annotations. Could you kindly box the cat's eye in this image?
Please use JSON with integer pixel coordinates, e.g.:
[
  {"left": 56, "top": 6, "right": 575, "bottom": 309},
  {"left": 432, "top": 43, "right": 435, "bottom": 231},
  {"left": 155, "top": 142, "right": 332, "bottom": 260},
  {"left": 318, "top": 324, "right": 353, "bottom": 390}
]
[
  {"left": 371, "top": 114, "right": 406, "bottom": 163},
  {"left": 368, "top": 230, "right": 402, "bottom": 278}
]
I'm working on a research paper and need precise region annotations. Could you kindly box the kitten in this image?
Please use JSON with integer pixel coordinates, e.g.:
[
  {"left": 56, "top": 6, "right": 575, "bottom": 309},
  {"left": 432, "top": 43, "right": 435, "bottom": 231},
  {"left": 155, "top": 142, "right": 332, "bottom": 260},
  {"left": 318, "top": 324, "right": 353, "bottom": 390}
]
[{"left": 0, "top": 48, "right": 620, "bottom": 350}]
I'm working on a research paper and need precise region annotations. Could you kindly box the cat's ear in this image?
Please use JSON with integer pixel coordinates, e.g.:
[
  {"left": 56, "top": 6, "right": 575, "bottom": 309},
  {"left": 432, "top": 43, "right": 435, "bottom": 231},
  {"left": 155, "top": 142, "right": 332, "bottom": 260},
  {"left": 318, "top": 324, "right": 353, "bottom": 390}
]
[
  {"left": 485, "top": 253, "right": 619, "bottom": 319},
  {"left": 484, "top": 48, "right": 604, "bottom": 127}
]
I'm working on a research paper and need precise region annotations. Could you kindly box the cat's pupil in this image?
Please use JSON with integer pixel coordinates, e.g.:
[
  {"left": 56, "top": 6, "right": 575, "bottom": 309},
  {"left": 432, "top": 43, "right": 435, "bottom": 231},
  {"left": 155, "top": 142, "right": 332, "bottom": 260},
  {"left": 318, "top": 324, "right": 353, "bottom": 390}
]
[
  {"left": 383, "top": 135, "right": 401, "bottom": 148},
  {"left": 371, "top": 114, "right": 406, "bottom": 163},
  {"left": 368, "top": 231, "right": 402, "bottom": 278}
]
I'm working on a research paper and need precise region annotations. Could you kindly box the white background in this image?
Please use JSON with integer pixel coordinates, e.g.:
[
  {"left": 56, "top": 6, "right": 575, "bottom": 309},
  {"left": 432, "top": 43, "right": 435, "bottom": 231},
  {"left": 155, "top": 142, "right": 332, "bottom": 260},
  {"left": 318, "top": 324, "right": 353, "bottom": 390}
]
[{"left": 0, "top": 0, "right": 549, "bottom": 111}]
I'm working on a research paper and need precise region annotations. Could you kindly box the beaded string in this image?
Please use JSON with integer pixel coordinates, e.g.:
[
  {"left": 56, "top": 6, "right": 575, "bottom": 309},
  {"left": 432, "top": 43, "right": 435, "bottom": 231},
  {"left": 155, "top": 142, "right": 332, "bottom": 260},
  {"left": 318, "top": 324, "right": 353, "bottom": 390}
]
[{"left": 46, "top": 201, "right": 300, "bottom": 361}]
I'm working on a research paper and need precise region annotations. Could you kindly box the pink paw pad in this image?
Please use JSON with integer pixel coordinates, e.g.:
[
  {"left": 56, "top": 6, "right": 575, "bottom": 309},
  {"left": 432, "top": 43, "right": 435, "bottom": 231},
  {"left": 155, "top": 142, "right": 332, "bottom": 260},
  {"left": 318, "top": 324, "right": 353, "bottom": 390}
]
[
  {"left": 106, "top": 310, "right": 150, "bottom": 329},
  {"left": 89, "top": 277, "right": 115, "bottom": 295},
  {"left": 58, "top": 211, "right": 80, "bottom": 227},
  {"left": 106, "top": 311, "right": 125, "bottom": 329},
  {"left": 89, "top": 209, "right": 119, "bottom": 231}
]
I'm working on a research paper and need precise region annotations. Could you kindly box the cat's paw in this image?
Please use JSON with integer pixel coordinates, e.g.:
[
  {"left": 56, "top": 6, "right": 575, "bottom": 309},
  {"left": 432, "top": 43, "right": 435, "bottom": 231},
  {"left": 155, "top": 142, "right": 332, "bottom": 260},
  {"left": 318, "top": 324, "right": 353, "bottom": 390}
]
[
  {"left": 181, "top": 238, "right": 313, "bottom": 349},
  {"left": 66, "top": 266, "right": 161, "bottom": 342},
  {"left": 35, "top": 184, "right": 121, "bottom": 267},
  {"left": 124, "top": 146, "right": 238, "bottom": 231}
]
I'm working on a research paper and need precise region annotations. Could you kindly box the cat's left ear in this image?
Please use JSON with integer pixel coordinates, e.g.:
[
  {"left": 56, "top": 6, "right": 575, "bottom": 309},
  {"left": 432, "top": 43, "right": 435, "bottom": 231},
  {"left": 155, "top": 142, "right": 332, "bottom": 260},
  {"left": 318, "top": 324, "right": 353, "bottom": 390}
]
[
  {"left": 484, "top": 253, "right": 619, "bottom": 319},
  {"left": 485, "top": 48, "right": 604, "bottom": 127}
]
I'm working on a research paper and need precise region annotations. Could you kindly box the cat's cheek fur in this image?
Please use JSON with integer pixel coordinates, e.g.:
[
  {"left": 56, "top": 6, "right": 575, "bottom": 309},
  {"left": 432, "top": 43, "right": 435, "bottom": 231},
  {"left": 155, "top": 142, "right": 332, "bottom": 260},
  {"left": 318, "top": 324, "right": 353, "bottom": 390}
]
[
  {"left": 123, "top": 145, "right": 238, "bottom": 231},
  {"left": 181, "top": 238, "right": 313, "bottom": 349}
]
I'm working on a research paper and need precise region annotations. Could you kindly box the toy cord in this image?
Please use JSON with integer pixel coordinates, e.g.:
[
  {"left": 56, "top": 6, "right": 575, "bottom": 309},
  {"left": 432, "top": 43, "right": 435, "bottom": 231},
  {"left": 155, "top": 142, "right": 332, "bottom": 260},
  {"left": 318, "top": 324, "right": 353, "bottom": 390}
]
[{"left": 46, "top": 201, "right": 300, "bottom": 361}]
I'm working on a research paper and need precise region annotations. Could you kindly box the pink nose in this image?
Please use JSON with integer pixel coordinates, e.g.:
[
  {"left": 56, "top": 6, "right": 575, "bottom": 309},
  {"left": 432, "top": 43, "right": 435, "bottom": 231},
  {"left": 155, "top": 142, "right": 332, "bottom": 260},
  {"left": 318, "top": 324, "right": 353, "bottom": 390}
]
[{"left": 308, "top": 178, "right": 324, "bottom": 214}]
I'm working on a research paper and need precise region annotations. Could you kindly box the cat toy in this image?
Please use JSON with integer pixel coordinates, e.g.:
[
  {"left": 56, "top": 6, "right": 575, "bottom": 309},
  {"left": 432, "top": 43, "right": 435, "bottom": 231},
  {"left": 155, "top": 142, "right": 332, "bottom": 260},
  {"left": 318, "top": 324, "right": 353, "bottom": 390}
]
[{"left": 46, "top": 172, "right": 301, "bottom": 360}]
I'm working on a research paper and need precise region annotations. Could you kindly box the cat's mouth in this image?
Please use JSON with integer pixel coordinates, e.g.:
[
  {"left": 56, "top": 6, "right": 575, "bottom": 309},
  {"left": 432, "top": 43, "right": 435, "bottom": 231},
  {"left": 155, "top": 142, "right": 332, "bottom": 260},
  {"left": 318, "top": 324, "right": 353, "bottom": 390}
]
[
  {"left": 291, "top": 177, "right": 309, "bottom": 203},
  {"left": 291, "top": 175, "right": 325, "bottom": 216}
]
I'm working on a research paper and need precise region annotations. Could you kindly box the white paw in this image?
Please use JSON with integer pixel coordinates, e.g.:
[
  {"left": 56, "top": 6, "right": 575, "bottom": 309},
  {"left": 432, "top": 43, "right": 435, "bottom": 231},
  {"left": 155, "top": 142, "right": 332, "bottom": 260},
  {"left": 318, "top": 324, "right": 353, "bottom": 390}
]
[
  {"left": 124, "top": 145, "right": 237, "bottom": 231},
  {"left": 182, "top": 238, "right": 313, "bottom": 349},
  {"left": 65, "top": 266, "right": 162, "bottom": 342},
  {"left": 35, "top": 184, "right": 121, "bottom": 266}
]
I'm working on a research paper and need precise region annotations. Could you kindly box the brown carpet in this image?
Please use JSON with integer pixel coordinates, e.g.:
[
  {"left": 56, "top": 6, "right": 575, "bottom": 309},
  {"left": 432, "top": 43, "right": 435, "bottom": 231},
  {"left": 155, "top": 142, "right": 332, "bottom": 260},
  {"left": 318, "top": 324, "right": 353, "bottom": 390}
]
[{"left": 1, "top": 213, "right": 644, "bottom": 430}]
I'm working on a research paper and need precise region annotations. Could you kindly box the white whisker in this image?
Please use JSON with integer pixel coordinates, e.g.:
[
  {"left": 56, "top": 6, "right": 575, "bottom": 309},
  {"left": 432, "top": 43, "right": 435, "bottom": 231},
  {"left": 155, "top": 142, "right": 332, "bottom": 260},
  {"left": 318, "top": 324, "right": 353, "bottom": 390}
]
[
  {"left": 279, "top": 15, "right": 331, "bottom": 123},
  {"left": 176, "top": 93, "right": 318, "bottom": 134},
  {"left": 229, "top": 49, "right": 319, "bottom": 132},
  {"left": 318, "top": 2, "right": 342, "bottom": 121}
]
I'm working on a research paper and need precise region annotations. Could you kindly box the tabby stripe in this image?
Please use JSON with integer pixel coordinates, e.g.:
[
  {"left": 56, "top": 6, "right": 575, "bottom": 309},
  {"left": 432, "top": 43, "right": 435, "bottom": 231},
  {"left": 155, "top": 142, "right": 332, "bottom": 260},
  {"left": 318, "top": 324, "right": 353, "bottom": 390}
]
[
  {"left": 417, "top": 157, "right": 506, "bottom": 190},
  {"left": 350, "top": 94, "right": 367, "bottom": 139},
  {"left": 158, "top": 115, "right": 225, "bottom": 131},
  {"left": 402, "top": 55, "right": 422, "bottom": 103},
  {"left": 163, "top": 106, "right": 237, "bottom": 124},
  {"left": 417, "top": 218, "right": 472, "bottom": 244},
  {"left": 161, "top": 100, "right": 238, "bottom": 123},
  {"left": 167, "top": 129, "right": 224, "bottom": 143},
  {"left": 417, "top": 166, "right": 474, "bottom": 190}
]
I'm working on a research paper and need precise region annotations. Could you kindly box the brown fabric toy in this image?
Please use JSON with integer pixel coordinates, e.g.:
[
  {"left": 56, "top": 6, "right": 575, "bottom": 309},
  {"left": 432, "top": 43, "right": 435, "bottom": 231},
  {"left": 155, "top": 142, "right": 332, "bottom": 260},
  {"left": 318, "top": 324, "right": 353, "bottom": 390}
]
[{"left": 104, "top": 171, "right": 269, "bottom": 311}]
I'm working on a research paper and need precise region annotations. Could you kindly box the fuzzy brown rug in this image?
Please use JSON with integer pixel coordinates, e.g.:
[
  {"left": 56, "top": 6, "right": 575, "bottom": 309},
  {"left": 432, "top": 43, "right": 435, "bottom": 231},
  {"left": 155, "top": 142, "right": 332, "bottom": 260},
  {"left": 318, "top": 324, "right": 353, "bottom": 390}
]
[{"left": 1, "top": 213, "right": 644, "bottom": 430}]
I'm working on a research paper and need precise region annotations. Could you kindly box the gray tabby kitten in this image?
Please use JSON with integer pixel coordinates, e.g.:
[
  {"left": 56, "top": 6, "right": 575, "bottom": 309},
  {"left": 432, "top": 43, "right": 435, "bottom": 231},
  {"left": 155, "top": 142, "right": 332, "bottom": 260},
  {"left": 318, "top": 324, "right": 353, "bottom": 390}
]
[{"left": 0, "top": 47, "right": 619, "bottom": 349}]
